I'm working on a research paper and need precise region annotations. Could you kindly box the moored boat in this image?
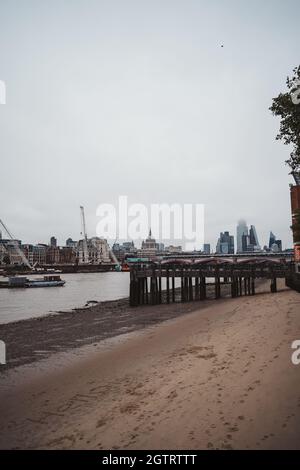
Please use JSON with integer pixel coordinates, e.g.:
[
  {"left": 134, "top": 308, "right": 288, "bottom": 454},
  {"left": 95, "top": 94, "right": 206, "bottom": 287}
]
[
  {"left": 25, "top": 275, "right": 66, "bottom": 287},
  {"left": 0, "top": 275, "right": 66, "bottom": 288}
]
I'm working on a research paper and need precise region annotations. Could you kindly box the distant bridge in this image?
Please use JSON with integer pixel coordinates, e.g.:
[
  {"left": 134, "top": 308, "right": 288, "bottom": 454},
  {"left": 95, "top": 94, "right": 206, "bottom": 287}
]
[{"left": 162, "top": 252, "right": 294, "bottom": 260}]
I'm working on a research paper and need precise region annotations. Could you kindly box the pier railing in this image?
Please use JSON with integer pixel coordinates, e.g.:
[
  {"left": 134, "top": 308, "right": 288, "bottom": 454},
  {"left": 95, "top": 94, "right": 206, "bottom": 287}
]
[{"left": 129, "top": 258, "right": 295, "bottom": 306}]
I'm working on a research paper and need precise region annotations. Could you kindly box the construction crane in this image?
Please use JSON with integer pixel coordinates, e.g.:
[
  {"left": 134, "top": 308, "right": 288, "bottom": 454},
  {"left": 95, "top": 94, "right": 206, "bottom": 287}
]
[
  {"left": 80, "top": 206, "right": 89, "bottom": 264},
  {"left": 0, "top": 218, "right": 32, "bottom": 269},
  {"left": 109, "top": 238, "right": 122, "bottom": 271}
]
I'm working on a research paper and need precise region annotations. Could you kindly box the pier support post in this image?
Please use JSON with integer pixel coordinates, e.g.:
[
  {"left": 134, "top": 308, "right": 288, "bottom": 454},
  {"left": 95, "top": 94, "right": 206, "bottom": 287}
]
[
  {"left": 150, "top": 270, "right": 156, "bottom": 305},
  {"left": 195, "top": 277, "right": 200, "bottom": 300},
  {"left": 158, "top": 275, "right": 162, "bottom": 304},
  {"left": 244, "top": 277, "right": 247, "bottom": 296},
  {"left": 231, "top": 278, "right": 236, "bottom": 298},
  {"left": 184, "top": 276, "right": 189, "bottom": 302},
  {"left": 129, "top": 269, "right": 139, "bottom": 307},
  {"left": 172, "top": 274, "right": 175, "bottom": 303},
  {"left": 246, "top": 277, "right": 250, "bottom": 296},
  {"left": 145, "top": 277, "right": 149, "bottom": 304},
  {"left": 251, "top": 277, "right": 255, "bottom": 295},
  {"left": 155, "top": 278, "right": 159, "bottom": 304},
  {"left": 138, "top": 278, "right": 143, "bottom": 305},
  {"left": 270, "top": 278, "right": 277, "bottom": 293},
  {"left": 215, "top": 279, "right": 218, "bottom": 299},
  {"left": 189, "top": 277, "right": 193, "bottom": 301},
  {"left": 200, "top": 276, "right": 206, "bottom": 300},
  {"left": 215, "top": 268, "right": 221, "bottom": 299},
  {"left": 181, "top": 270, "right": 185, "bottom": 302},
  {"left": 166, "top": 270, "right": 170, "bottom": 304},
  {"left": 129, "top": 271, "right": 134, "bottom": 306},
  {"left": 237, "top": 277, "right": 240, "bottom": 296}
]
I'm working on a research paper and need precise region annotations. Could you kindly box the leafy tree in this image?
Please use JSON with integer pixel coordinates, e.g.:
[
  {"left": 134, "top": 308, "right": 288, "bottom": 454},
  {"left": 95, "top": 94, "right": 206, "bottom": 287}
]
[{"left": 270, "top": 66, "right": 300, "bottom": 172}]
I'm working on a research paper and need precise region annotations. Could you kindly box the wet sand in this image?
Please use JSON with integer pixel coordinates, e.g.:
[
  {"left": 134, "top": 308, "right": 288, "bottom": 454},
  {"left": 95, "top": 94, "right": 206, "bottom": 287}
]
[
  {"left": 0, "top": 281, "right": 299, "bottom": 449},
  {"left": 0, "top": 283, "right": 228, "bottom": 370}
]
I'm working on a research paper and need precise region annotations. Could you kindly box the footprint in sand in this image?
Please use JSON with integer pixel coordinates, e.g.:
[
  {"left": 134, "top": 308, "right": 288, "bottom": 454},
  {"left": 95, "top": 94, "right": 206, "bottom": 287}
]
[
  {"left": 119, "top": 402, "right": 140, "bottom": 414},
  {"left": 96, "top": 418, "right": 106, "bottom": 428},
  {"left": 228, "top": 425, "right": 239, "bottom": 432}
]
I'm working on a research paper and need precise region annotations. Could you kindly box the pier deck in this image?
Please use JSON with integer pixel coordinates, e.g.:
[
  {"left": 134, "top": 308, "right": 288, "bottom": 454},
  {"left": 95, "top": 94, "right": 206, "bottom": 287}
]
[{"left": 129, "top": 257, "right": 295, "bottom": 306}]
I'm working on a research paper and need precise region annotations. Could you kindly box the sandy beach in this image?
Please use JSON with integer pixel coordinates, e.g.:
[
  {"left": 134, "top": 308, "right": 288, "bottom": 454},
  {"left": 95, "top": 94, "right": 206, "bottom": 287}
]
[{"left": 0, "top": 280, "right": 300, "bottom": 450}]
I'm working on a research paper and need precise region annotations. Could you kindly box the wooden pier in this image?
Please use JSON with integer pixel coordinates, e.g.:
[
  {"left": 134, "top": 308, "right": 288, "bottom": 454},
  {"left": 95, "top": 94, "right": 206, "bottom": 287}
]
[{"left": 129, "top": 258, "right": 295, "bottom": 307}]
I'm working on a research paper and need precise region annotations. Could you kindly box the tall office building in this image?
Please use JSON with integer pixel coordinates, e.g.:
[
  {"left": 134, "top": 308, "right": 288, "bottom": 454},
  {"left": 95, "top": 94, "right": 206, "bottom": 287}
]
[
  {"left": 249, "top": 225, "right": 260, "bottom": 247},
  {"left": 245, "top": 225, "right": 262, "bottom": 252},
  {"left": 237, "top": 221, "right": 261, "bottom": 253},
  {"left": 216, "top": 231, "right": 234, "bottom": 254},
  {"left": 203, "top": 243, "right": 211, "bottom": 255},
  {"left": 50, "top": 236, "right": 57, "bottom": 248},
  {"left": 269, "top": 231, "right": 276, "bottom": 249},
  {"left": 236, "top": 220, "right": 248, "bottom": 253},
  {"left": 269, "top": 231, "right": 282, "bottom": 252},
  {"left": 242, "top": 233, "right": 250, "bottom": 252}
]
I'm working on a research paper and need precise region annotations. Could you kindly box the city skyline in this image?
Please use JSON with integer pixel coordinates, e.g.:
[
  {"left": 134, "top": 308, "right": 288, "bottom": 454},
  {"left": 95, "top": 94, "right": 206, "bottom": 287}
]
[
  {"left": 0, "top": 207, "right": 291, "bottom": 251},
  {"left": 0, "top": 218, "right": 287, "bottom": 254}
]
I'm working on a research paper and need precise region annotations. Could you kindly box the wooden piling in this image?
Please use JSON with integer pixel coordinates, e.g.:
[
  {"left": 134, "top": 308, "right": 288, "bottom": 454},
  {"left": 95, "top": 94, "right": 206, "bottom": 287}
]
[
  {"left": 129, "top": 268, "right": 139, "bottom": 307},
  {"left": 215, "top": 278, "right": 221, "bottom": 299},
  {"left": 184, "top": 276, "right": 188, "bottom": 302},
  {"left": 189, "top": 277, "right": 193, "bottom": 301},
  {"left": 251, "top": 277, "right": 255, "bottom": 295},
  {"left": 195, "top": 277, "right": 200, "bottom": 300},
  {"left": 270, "top": 277, "right": 277, "bottom": 293},
  {"left": 231, "top": 277, "right": 236, "bottom": 298},
  {"left": 172, "top": 274, "right": 175, "bottom": 303},
  {"left": 181, "top": 270, "right": 185, "bottom": 302},
  {"left": 215, "top": 267, "right": 220, "bottom": 299},
  {"left": 156, "top": 277, "right": 159, "bottom": 303},
  {"left": 166, "top": 270, "right": 170, "bottom": 304},
  {"left": 145, "top": 277, "right": 149, "bottom": 304},
  {"left": 150, "top": 271, "right": 156, "bottom": 305},
  {"left": 200, "top": 276, "right": 206, "bottom": 300},
  {"left": 158, "top": 275, "right": 162, "bottom": 304}
]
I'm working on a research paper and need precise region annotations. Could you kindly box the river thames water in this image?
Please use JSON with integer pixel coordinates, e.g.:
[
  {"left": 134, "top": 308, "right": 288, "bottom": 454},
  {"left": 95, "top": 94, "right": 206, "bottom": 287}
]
[{"left": 0, "top": 272, "right": 130, "bottom": 324}]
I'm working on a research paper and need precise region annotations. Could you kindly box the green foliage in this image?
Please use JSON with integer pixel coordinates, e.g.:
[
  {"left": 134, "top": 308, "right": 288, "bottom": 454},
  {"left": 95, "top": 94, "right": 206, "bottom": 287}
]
[{"left": 270, "top": 66, "right": 300, "bottom": 171}]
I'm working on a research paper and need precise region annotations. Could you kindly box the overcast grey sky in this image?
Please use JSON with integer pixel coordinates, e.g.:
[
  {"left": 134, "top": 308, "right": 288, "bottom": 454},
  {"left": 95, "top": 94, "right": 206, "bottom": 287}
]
[{"left": 0, "top": 0, "right": 299, "bottom": 249}]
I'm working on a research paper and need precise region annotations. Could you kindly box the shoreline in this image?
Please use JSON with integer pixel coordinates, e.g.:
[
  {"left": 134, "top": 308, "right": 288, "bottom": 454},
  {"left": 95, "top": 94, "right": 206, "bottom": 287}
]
[
  {"left": 0, "top": 280, "right": 299, "bottom": 449},
  {"left": 0, "top": 282, "right": 237, "bottom": 370}
]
